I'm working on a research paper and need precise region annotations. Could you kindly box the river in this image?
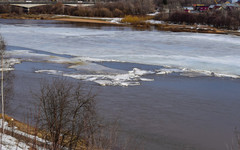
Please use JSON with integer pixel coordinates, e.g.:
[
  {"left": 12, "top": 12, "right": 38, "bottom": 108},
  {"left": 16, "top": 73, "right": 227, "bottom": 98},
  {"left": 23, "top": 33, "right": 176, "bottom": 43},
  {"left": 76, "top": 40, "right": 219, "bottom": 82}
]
[{"left": 1, "top": 19, "right": 240, "bottom": 150}]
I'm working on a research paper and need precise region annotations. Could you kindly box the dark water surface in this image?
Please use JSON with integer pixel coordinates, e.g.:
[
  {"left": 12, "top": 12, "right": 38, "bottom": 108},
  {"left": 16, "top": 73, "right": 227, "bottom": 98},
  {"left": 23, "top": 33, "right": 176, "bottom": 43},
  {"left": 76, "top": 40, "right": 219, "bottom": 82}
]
[
  {"left": 96, "top": 62, "right": 240, "bottom": 150},
  {"left": 11, "top": 61, "right": 240, "bottom": 150},
  {"left": 1, "top": 19, "right": 240, "bottom": 150}
]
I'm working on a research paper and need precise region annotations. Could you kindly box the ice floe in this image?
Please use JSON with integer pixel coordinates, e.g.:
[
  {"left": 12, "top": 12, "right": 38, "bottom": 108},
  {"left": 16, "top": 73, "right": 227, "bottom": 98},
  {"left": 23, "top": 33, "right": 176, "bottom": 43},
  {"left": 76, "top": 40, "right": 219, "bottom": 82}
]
[
  {"left": 35, "top": 65, "right": 240, "bottom": 87},
  {"left": 156, "top": 68, "right": 186, "bottom": 75},
  {"left": 1, "top": 22, "right": 240, "bottom": 85},
  {"left": 69, "top": 62, "right": 125, "bottom": 74},
  {"left": 3, "top": 24, "right": 240, "bottom": 78},
  {"left": 35, "top": 68, "right": 154, "bottom": 86},
  {"left": 156, "top": 67, "right": 240, "bottom": 78},
  {"left": 35, "top": 69, "right": 63, "bottom": 75}
]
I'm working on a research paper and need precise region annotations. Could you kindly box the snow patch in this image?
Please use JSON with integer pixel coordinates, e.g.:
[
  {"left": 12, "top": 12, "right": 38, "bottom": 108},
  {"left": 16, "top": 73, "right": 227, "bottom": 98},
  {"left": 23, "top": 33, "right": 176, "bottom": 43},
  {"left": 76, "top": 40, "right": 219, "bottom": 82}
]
[
  {"left": 109, "top": 18, "right": 122, "bottom": 24},
  {"left": 147, "top": 12, "right": 160, "bottom": 16},
  {"left": 156, "top": 68, "right": 186, "bottom": 75},
  {"left": 146, "top": 20, "right": 164, "bottom": 24},
  {"left": 35, "top": 68, "right": 154, "bottom": 86},
  {"left": 0, "top": 119, "right": 47, "bottom": 150},
  {"left": 0, "top": 58, "right": 21, "bottom": 71},
  {"left": 1, "top": 133, "right": 29, "bottom": 150},
  {"left": 35, "top": 69, "right": 63, "bottom": 75}
]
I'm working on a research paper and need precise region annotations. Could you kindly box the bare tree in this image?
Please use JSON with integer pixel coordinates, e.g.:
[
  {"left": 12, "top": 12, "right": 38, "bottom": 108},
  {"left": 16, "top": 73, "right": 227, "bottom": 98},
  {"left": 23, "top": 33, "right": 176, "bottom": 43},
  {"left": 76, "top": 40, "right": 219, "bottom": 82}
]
[
  {"left": 0, "top": 35, "right": 14, "bottom": 114},
  {"left": 35, "top": 78, "right": 100, "bottom": 150},
  {"left": 35, "top": 78, "right": 138, "bottom": 150},
  {"left": 0, "top": 36, "right": 5, "bottom": 117},
  {"left": 0, "top": 34, "right": 15, "bottom": 150},
  {"left": 0, "top": 33, "right": 5, "bottom": 150}
]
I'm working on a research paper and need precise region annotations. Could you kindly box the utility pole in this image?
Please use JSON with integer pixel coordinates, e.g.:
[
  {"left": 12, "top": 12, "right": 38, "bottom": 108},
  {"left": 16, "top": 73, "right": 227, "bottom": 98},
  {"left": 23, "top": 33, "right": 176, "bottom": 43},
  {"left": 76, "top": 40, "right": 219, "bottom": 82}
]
[
  {"left": 0, "top": 36, "right": 5, "bottom": 150},
  {"left": 1, "top": 48, "right": 4, "bottom": 136}
]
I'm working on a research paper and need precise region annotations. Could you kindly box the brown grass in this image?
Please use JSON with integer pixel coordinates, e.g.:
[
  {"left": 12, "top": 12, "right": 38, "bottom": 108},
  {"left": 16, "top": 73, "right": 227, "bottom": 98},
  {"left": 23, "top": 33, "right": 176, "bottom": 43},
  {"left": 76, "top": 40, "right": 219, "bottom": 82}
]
[
  {"left": 0, "top": 114, "right": 88, "bottom": 149},
  {"left": 154, "top": 23, "right": 233, "bottom": 34},
  {"left": 121, "top": 15, "right": 152, "bottom": 24},
  {"left": 120, "top": 15, "right": 153, "bottom": 29},
  {"left": 0, "top": 114, "right": 48, "bottom": 149},
  {"left": 0, "top": 114, "right": 35, "bottom": 134}
]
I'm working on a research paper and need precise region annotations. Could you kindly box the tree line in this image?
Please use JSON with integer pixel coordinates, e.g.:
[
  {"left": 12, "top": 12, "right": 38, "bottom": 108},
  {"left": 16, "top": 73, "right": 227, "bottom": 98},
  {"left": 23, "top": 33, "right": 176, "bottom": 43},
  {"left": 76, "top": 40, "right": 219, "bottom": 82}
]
[
  {"left": 0, "top": 0, "right": 224, "bottom": 17},
  {"left": 0, "top": 0, "right": 155, "bottom": 17},
  {"left": 0, "top": 0, "right": 240, "bottom": 29},
  {"left": 153, "top": 8, "right": 240, "bottom": 30}
]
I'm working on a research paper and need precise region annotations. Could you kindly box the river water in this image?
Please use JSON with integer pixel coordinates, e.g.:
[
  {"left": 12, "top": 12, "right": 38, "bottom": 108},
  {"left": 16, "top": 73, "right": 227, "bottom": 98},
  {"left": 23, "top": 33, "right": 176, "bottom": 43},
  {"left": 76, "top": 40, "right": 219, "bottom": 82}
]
[{"left": 1, "top": 19, "right": 240, "bottom": 150}]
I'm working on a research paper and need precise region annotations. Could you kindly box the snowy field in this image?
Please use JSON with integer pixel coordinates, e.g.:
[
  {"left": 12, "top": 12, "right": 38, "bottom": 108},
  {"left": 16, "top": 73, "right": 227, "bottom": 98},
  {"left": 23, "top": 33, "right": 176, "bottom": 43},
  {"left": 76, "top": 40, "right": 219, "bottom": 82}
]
[{"left": 0, "top": 119, "right": 46, "bottom": 150}]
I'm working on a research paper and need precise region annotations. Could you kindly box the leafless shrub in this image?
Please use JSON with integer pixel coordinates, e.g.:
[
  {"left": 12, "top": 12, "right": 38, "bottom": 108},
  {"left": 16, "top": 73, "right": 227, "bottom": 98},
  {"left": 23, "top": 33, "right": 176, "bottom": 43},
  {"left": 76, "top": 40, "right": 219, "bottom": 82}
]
[
  {"left": 34, "top": 78, "right": 140, "bottom": 150},
  {"left": 35, "top": 78, "right": 99, "bottom": 150},
  {"left": 0, "top": 5, "right": 11, "bottom": 13},
  {"left": 0, "top": 35, "right": 14, "bottom": 113},
  {"left": 0, "top": 36, "right": 5, "bottom": 60},
  {"left": 159, "top": 10, "right": 240, "bottom": 30},
  {"left": 113, "top": 8, "right": 124, "bottom": 17},
  {"left": 25, "top": 0, "right": 154, "bottom": 17},
  {"left": 0, "top": 5, "right": 24, "bottom": 14},
  {"left": 52, "top": 2, "right": 64, "bottom": 14},
  {"left": 94, "top": 7, "right": 113, "bottom": 17},
  {"left": 154, "top": 0, "right": 215, "bottom": 7}
]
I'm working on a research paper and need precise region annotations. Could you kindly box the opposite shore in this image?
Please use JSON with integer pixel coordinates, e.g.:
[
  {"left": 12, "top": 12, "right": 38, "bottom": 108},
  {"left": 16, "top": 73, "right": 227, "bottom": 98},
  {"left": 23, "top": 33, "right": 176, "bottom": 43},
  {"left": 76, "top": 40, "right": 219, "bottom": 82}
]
[{"left": 1, "top": 13, "right": 240, "bottom": 36}]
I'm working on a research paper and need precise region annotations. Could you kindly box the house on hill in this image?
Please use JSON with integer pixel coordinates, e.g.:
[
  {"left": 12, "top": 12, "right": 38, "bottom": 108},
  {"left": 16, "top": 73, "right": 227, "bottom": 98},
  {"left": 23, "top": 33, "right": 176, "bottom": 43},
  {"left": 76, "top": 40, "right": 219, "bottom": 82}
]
[
  {"left": 218, "top": 0, "right": 239, "bottom": 3},
  {"left": 183, "top": 0, "right": 240, "bottom": 13},
  {"left": 183, "top": 6, "right": 194, "bottom": 12},
  {"left": 229, "top": 0, "right": 239, "bottom": 3},
  {"left": 192, "top": 4, "right": 209, "bottom": 12}
]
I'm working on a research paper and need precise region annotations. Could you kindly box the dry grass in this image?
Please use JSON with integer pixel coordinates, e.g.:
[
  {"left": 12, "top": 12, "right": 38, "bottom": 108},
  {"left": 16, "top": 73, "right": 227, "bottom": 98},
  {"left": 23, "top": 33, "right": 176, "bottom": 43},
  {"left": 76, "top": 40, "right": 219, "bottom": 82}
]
[
  {"left": 0, "top": 114, "right": 87, "bottom": 149},
  {"left": 69, "top": 61, "right": 86, "bottom": 66},
  {"left": 121, "top": 15, "right": 153, "bottom": 29},
  {"left": 0, "top": 114, "right": 95, "bottom": 150},
  {"left": 0, "top": 114, "right": 48, "bottom": 149},
  {"left": 121, "top": 15, "right": 152, "bottom": 24},
  {"left": 0, "top": 114, "right": 49, "bottom": 142},
  {"left": 154, "top": 23, "right": 232, "bottom": 34},
  {"left": 0, "top": 114, "right": 35, "bottom": 135},
  {"left": 0, "top": 114, "right": 143, "bottom": 150}
]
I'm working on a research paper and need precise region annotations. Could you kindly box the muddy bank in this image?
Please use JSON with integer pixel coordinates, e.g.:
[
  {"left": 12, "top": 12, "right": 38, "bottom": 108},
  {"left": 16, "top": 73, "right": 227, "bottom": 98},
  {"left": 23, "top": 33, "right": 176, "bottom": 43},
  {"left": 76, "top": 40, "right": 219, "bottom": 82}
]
[
  {"left": 54, "top": 18, "right": 120, "bottom": 25},
  {"left": 53, "top": 17, "right": 240, "bottom": 35},
  {"left": 154, "top": 23, "right": 240, "bottom": 36}
]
